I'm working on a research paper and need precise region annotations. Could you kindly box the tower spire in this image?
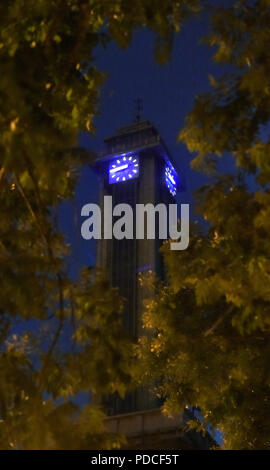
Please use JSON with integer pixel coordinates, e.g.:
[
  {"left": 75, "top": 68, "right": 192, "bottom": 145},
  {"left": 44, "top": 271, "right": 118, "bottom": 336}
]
[{"left": 134, "top": 98, "right": 143, "bottom": 122}]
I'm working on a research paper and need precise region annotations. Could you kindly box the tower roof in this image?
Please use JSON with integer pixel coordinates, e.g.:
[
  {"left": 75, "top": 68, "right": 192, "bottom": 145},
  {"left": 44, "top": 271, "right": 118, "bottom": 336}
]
[
  {"left": 97, "top": 120, "right": 171, "bottom": 163},
  {"left": 104, "top": 120, "right": 155, "bottom": 141}
]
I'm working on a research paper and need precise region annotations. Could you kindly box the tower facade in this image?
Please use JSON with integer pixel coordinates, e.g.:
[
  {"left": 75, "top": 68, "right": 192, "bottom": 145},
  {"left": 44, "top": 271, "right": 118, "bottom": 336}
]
[{"left": 95, "top": 120, "right": 181, "bottom": 415}]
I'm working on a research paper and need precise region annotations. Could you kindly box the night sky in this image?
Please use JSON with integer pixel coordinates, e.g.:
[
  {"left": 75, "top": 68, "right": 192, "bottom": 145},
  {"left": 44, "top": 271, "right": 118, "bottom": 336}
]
[{"left": 58, "top": 13, "right": 232, "bottom": 278}]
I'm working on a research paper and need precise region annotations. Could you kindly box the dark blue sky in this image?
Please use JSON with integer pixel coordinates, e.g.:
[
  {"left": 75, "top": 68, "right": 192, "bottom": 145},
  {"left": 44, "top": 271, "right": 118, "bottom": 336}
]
[{"left": 59, "top": 14, "right": 230, "bottom": 277}]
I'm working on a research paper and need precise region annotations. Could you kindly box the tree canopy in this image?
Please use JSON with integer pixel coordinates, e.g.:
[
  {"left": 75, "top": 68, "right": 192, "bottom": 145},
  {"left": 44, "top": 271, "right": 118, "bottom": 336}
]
[
  {"left": 136, "top": 0, "right": 270, "bottom": 450},
  {"left": 0, "top": 0, "right": 201, "bottom": 449},
  {"left": 1, "top": 0, "right": 269, "bottom": 450}
]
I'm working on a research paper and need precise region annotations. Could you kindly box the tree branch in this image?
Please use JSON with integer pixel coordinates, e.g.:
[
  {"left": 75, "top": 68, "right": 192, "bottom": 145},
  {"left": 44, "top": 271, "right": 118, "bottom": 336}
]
[
  {"left": 14, "top": 171, "right": 66, "bottom": 397},
  {"left": 14, "top": 172, "right": 50, "bottom": 253},
  {"left": 204, "top": 305, "right": 234, "bottom": 337}
]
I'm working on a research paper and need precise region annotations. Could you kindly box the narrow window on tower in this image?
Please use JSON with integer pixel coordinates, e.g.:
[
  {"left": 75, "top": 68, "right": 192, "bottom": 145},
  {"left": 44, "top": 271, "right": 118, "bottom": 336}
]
[{"left": 109, "top": 155, "right": 139, "bottom": 184}]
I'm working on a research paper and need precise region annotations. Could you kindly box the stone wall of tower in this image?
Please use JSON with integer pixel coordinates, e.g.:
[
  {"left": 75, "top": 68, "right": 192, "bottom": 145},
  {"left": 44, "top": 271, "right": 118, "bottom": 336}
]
[{"left": 95, "top": 122, "right": 176, "bottom": 415}]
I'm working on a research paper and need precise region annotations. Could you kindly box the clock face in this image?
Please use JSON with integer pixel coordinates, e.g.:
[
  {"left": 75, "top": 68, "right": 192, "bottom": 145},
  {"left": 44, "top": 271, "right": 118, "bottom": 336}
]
[
  {"left": 109, "top": 155, "right": 139, "bottom": 184},
  {"left": 165, "top": 162, "right": 178, "bottom": 196}
]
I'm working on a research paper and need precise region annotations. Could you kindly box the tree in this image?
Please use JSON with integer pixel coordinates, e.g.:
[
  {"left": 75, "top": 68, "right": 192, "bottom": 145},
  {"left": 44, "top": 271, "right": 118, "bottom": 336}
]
[
  {"left": 0, "top": 0, "right": 202, "bottom": 449},
  {"left": 0, "top": 264, "right": 134, "bottom": 449},
  {"left": 136, "top": 0, "right": 270, "bottom": 449}
]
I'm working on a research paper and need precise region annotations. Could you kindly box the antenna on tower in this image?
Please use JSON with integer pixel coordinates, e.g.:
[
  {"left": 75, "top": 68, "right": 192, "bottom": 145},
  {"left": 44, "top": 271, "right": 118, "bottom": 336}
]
[{"left": 134, "top": 98, "right": 143, "bottom": 122}]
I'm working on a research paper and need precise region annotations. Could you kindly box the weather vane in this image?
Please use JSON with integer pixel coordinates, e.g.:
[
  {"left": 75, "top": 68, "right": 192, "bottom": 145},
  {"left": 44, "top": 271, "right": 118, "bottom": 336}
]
[{"left": 134, "top": 98, "right": 143, "bottom": 122}]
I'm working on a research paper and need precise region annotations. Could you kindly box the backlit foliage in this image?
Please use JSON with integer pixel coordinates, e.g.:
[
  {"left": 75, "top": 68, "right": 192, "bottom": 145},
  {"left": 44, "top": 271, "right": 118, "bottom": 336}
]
[
  {"left": 0, "top": 0, "right": 201, "bottom": 449},
  {"left": 136, "top": 0, "right": 270, "bottom": 450}
]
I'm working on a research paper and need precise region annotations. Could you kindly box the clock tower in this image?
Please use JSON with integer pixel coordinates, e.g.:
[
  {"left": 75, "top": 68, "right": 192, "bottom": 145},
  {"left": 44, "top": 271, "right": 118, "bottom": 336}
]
[
  {"left": 93, "top": 120, "right": 214, "bottom": 449},
  {"left": 95, "top": 119, "right": 182, "bottom": 415}
]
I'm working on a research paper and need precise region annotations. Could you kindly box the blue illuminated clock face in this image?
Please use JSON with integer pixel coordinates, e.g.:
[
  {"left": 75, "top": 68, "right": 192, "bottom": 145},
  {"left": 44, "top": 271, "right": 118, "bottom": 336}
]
[
  {"left": 165, "top": 162, "right": 178, "bottom": 196},
  {"left": 109, "top": 155, "right": 139, "bottom": 184}
]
